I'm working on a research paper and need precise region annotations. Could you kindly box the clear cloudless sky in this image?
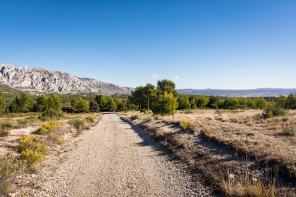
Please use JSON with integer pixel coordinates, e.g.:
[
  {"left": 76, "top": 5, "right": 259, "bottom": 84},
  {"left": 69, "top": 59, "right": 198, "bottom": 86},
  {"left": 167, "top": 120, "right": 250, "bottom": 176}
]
[{"left": 1, "top": 0, "right": 296, "bottom": 89}]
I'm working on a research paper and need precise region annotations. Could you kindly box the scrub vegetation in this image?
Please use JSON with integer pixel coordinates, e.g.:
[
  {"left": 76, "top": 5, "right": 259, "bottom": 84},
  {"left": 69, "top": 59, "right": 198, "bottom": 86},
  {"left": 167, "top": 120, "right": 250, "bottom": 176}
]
[
  {"left": 119, "top": 79, "right": 296, "bottom": 196},
  {"left": 1, "top": 79, "right": 296, "bottom": 196}
]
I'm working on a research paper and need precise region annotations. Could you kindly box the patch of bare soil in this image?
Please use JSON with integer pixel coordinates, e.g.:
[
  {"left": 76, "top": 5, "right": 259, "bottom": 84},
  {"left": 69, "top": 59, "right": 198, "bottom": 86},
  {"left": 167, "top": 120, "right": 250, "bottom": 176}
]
[{"left": 0, "top": 126, "right": 39, "bottom": 155}]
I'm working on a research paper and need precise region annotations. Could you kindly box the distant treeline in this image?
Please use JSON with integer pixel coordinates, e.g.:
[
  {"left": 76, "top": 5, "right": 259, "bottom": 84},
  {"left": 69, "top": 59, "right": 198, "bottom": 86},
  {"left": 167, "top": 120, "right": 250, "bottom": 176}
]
[
  {"left": 0, "top": 90, "right": 137, "bottom": 115},
  {"left": 128, "top": 80, "right": 296, "bottom": 115},
  {"left": 0, "top": 82, "right": 295, "bottom": 115}
]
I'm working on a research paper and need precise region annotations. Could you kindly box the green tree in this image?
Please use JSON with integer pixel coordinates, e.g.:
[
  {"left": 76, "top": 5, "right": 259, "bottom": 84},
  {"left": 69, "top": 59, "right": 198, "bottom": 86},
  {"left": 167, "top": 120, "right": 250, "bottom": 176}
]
[
  {"left": 189, "top": 96, "right": 197, "bottom": 109},
  {"left": 222, "top": 97, "right": 239, "bottom": 109},
  {"left": 156, "top": 79, "right": 178, "bottom": 97},
  {"left": 254, "top": 97, "right": 267, "bottom": 109},
  {"left": 286, "top": 93, "right": 296, "bottom": 109},
  {"left": 76, "top": 98, "right": 89, "bottom": 112},
  {"left": 177, "top": 94, "right": 191, "bottom": 109},
  {"left": 144, "top": 83, "right": 155, "bottom": 110},
  {"left": 19, "top": 92, "right": 33, "bottom": 112},
  {"left": 34, "top": 94, "right": 48, "bottom": 112},
  {"left": 106, "top": 97, "right": 117, "bottom": 111},
  {"left": 206, "top": 95, "right": 221, "bottom": 109},
  {"left": 9, "top": 96, "right": 21, "bottom": 113},
  {"left": 246, "top": 98, "right": 255, "bottom": 109},
  {"left": 95, "top": 94, "right": 107, "bottom": 111},
  {"left": 47, "top": 94, "right": 61, "bottom": 110},
  {"left": 152, "top": 92, "right": 178, "bottom": 115},
  {"left": 117, "top": 99, "right": 127, "bottom": 111},
  {"left": 0, "top": 90, "right": 6, "bottom": 115},
  {"left": 71, "top": 98, "right": 77, "bottom": 111},
  {"left": 276, "top": 95, "right": 287, "bottom": 108},
  {"left": 89, "top": 99, "right": 100, "bottom": 112},
  {"left": 130, "top": 86, "right": 146, "bottom": 110},
  {"left": 196, "top": 95, "right": 209, "bottom": 108}
]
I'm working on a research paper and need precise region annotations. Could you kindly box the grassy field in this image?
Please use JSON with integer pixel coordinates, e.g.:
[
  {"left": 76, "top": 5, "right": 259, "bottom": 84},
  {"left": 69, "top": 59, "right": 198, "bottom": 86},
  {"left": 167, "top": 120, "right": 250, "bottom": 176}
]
[{"left": 119, "top": 109, "right": 296, "bottom": 196}]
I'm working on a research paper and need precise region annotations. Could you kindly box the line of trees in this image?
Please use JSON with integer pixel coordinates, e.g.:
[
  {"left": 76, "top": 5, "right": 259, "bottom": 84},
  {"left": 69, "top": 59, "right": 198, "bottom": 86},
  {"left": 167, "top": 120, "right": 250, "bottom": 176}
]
[
  {"left": 129, "top": 80, "right": 296, "bottom": 114},
  {"left": 176, "top": 94, "right": 296, "bottom": 110},
  {"left": 0, "top": 90, "right": 138, "bottom": 115},
  {"left": 1, "top": 83, "right": 296, "bottom": 116}
]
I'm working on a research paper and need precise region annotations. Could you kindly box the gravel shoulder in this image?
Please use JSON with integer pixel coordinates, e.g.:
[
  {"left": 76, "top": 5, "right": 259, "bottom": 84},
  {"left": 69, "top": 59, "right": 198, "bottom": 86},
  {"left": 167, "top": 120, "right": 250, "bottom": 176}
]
[{"left": 44, "top": 113, "right": 211, "bottom": 196}]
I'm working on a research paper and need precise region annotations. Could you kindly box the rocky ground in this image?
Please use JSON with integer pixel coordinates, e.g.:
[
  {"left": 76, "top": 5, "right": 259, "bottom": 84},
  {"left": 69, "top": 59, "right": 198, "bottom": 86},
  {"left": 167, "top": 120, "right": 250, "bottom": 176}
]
[{"left": 12, "top": 113, "right": 213, "bottom": 196}]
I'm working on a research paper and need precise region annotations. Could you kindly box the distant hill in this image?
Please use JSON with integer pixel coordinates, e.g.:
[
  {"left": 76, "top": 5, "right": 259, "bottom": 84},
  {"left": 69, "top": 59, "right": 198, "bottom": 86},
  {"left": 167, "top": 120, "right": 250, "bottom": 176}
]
[
  {"left": 0, "top": 64, "right": 134, "bottom": 95},
  {"left": 177, "top": 88, "right": 296, "bottom": 97}
]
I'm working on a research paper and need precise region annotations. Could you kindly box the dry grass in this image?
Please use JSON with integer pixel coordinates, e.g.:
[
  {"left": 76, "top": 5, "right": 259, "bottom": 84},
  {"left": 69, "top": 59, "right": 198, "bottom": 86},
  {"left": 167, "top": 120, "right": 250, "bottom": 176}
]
[
  {"left": 155, "top": 128, "right": 171, "bottom": 138},
  {"left": 119, "top": 109, "right": 296, "bottom": 196}
]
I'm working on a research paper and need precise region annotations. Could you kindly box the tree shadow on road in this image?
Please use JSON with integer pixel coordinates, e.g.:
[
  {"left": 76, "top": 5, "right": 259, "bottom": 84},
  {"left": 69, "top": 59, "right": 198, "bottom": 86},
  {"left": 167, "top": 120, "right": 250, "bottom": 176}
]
[{"left": 119, "top": 117, "right": 219, "bottom": 196}]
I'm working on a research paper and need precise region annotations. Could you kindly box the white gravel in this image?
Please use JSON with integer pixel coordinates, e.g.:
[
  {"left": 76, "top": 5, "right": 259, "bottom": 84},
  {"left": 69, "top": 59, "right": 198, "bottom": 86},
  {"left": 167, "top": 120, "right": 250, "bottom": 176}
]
[{"left": 44, "top": 113, "right": 211, "bottom": 196}]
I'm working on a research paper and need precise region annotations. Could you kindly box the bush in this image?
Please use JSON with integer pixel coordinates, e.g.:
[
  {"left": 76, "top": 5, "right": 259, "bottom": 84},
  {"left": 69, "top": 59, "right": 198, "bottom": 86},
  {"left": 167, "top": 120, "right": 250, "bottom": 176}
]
[
  {"left": 62, "top": 106, "right": 75, "bottom": 113},
  {"left": 156, "top": 128, "right": 171, "bottom": 138},
  {"left": 85, "top": 116, "right": 95, "bottom": 123},
  {"left": 39, "top": 110, "right": 63, "bottom": 121},
  {"left": 130, "top": 115, "right": 139, "bottom": 120},
  {"left": 17, "top": 136, "right": 48, "bottom": 164},
  {"left": 153, "top": 115, "right": 159, "bottom": 120},
  {"left": 33, "top": 122, "right": 59, "bottom": 135},
  {"left": 140, "top": 108, "right": 148, "bottom": 113},
  {"left": 17, "top": 119, "right": 29, "bottom": 126},
  {"left": 48, "top": 133, "right": 64, "bottom": 144},
  {"left": 263, "top": 106, "right": 287, "bottom": 119},
  {"left": 179, "top": 119, "right": 193, "bottom": 131},
  {"left": 281, "top": 126, "right": 296, "bottom": 136},
  {"left": 68, "top": 119, "right": 85, "bottom": 130},
  {"left": 0, "top": 153, "right": 27, "bottom": 195},
  {"left": 184, "top": 110, "right": 193, "bottom": 114},
  {"left": 0, "top": 122, "right": 13, "bottom": 130},
  {"left": 0, "top": 131, "right": 10, "bottom": 137},
  {"left": 141, "top": 117, "right": 152, "bottom": 124}
]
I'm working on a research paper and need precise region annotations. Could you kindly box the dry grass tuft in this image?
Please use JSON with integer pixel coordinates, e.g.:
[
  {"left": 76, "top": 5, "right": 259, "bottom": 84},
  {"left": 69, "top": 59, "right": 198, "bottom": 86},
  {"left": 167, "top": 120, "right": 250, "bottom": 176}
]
[{"left": 155, "top": 128, "right": 171, "bottom": 138}]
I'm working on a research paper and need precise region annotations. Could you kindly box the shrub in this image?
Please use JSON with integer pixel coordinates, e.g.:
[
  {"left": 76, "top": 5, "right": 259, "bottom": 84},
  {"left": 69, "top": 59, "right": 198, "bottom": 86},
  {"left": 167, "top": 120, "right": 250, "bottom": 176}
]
[
  {"left": 215, "top": 109, "right": 224, "bottom": 115},
  {"left": 0, "top": 131, "right": 10, "bottom": 137},
  {"left": 141, "top": 117, "right": 152, "bottom": 124},
  {"left": 17, "top": 119, "right": 29, "bottom": 126},
  {"left": 62, "top": 106, "right": 75, "bottom": 113},
  {"left": 166, "top": 134, "right": 189, "bottom": 149},
  {"left": 140, "top": 108, "right": 148, "bottom": 113},
  {"left": 184, "top": 110, "right": 193, "bottom": 114},
  {"left": 179, "top": 119, "right": 193, "bottom": 131},
  {"left": 33, "top": 122, "right": 59, "bottom": 135},
  {"left": 17, "top": 136, "right": 48, "bottom": 164},
  {"left": 0, "top": 153, "right": 27, "bottom": 195},
  {"left": 39, "top": 110, "right": 63, "bottom": 121},
  {"left": 153, "top": 115, "right": 159, "bottom": 120},
  {"left": 130, "top": 115, "right": 139, "bottom": 120},
  {"left": 263, "top": 106, "right": 287, "bottom": 119},
  {"left": 0, "top": 122, "right": 13, "bottom": 130},
  {"left": 48, "top": 133, "right": 64, "bottom": 144},
  {"left": 281, "top": 126, "right": 296, "bottom": 136},
  {"left": 68, "top": 119, "right": 85, "bottom": 130},
  {"left": 85, "top": 116, "right": 95, "bottom": 123},
  {"left": 156, "top": 128, "right": 171, "bottom": 138}
]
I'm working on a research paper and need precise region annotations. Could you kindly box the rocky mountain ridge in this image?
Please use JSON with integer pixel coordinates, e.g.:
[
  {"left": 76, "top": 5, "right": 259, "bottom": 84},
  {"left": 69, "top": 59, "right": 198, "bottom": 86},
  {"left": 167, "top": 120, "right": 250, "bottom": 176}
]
[
  {"left": 0, "top": 64, "right": 134, "bottom": 95},
  {"left": 177, "top": 88, "right": 296, "bottom": 97}
]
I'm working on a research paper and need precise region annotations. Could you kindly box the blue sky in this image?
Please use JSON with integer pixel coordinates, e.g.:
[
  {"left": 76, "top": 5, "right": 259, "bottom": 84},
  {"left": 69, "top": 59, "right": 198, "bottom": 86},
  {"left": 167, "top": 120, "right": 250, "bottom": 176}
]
[{"left": 1, "top": 0, "right": 296, "bottom": 89}]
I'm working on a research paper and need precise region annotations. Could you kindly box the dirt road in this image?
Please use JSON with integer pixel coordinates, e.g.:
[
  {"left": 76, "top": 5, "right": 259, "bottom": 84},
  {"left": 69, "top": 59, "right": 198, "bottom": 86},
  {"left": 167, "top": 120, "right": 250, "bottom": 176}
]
[{"left": 48, "top": 113, "right": 211, "bottom": 196}]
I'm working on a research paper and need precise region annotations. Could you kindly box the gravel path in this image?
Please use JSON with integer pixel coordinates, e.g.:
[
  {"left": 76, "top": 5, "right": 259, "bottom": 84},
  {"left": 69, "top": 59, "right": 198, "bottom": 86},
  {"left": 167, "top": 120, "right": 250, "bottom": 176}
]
[{"left": 48, "top": 113, "right": 211, "bottom": 196}]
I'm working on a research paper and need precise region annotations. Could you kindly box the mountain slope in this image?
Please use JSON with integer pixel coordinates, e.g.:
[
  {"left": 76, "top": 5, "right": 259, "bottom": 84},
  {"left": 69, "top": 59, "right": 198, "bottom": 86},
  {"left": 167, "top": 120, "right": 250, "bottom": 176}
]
[
  {"left": 0, "top": 64, "right": 134, "bottom": 95},
  {"left": 177, "top": 88, "right": 296, "bottom": 97}
]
